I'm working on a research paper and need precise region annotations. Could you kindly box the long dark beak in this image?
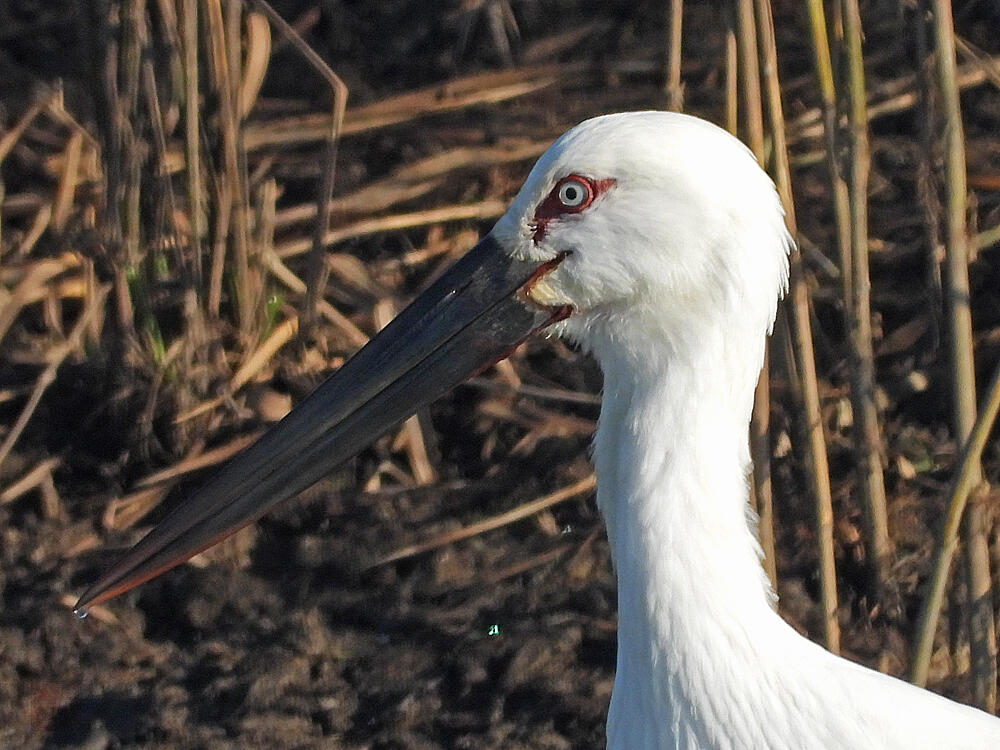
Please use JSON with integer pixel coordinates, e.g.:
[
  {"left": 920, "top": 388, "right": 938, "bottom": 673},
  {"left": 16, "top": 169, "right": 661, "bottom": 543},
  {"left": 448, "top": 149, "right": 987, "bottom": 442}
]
[{"left": 75, "top": 235, "right": 571, "bottom": 612}]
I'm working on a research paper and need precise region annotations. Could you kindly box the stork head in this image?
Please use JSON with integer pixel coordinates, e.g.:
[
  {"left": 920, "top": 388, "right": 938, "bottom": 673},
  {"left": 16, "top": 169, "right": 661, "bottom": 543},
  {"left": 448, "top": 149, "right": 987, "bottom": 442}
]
[
  {"left": 493, "top": 111, "right": 791, "bottom": 364},
  {"left": 75, "top": 112, "right": 791, "bottom": 613}
]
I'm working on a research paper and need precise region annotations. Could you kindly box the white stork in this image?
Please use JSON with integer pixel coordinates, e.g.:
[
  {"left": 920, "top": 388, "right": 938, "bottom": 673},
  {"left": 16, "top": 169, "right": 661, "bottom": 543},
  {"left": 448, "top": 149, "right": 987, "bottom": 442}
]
[{"left": 77, "top": 112, "right": 1000, "bottom": 749}]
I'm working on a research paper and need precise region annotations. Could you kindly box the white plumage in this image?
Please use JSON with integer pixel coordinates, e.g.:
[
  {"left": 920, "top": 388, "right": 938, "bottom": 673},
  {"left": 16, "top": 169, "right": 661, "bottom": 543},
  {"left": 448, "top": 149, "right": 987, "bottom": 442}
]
[{"left": 493, "top": 111, "right": 1000, "bottom": 749}]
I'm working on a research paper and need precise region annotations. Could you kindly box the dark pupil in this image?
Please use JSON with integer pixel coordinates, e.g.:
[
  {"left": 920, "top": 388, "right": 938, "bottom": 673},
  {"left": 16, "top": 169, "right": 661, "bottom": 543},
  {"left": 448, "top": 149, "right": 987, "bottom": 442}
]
[{"left": 564, "top": 186, "right": 579, "bottom": 202}]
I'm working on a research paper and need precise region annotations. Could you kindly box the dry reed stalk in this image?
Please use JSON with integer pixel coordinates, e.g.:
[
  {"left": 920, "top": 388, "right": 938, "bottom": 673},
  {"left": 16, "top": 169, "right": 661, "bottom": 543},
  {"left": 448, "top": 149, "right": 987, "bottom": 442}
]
[
  {"left": 44, "top": 95, "right": 103, "bottom": 158},
  {"left": 734, "top": 0, "right": 776, "bottom": 589},
  {"left": 0, "top": 457, "right": 61, "bottom": 505},
  {"left": 179, "top": 0, "right": 204, "bottom": 285},
  {"left": 242, "top": 65, "right": 564, "bottom": 150},
  {"left": 141, "top": 52, "right": 183, "bottom": 274},
  {"left": 804, "top": 0, "right": 853, "bottom": 303},
  {"left": 842, "top": 0, "right": 893, "bottom": 607},
  {"left": 0, "top": 95, "right": 52, "bottom": 166},
  {"left": 230, "top": 315, "right": 298, "bottom": 393},
  {"left": 255, "top": 179, "right": 277, "bottom": 267},
  {"left": 273, "top": 140, "right": 549, "bottom": 228},
  {"left": 912, "top": 361, "right": 1000, "bottom": 688},
  {"left": 756, "top": 0, "right": 840, "bottom": 652},
  {"left": 14, "top": 204, "right": 52, "bottom": 259},
  {"left": 518, "top": 21, "right": 610, "bottom": 64},
  {"left": 276, "top": 179, "right": 445, "bottom": 228},
  {"left": 207, "top": 179, "right": 232, "bottom": 318},
  {"left": 374, "top": 300, "right": 437, "bottom": 486},
  {"left": 259, "top": 252, "right": 369, "bottom": 347},
  {"left": 174, "top": 314, "right": 300, "bottom": 422},
  {"left": 787, "top": 56, "right": 999, "bottom": 144},
  {"left": 50, "top": 131, "right": 82, "bottom": 231},
  {"left": 119, "top": 0, "right": 145, "bottom": 337},
  {"left": 724, "top": 10, "right": 738, "bottom": 135},
  {"left": 249, "top": 0, "right": 348, "bottom": 334},
  {"left": 1, "top": 178, "right": 7, "bottom": 250},
  {"left": 0, "top": 284, "right": 109, "bottom": 473},
  {"left": 976, "top": 223, "right": 1000, "bottom": 251},
  {"left": 908, "top": 0, "right": 997, "bottom": 709},
  {"left": 371, "top": 474, "right": 596, "bottom": 568},
  {"left": 0, "top": 255, "right": 80, "bottom": 343},
  {"left": 479, "top": 543, "right": 574, "bottom": 587},
  {"left": 913, "top": 8, "right": 946, "bottom": 308},
  {"left": 391, "top": 416, "right": 438, "bottom": 486},
  {"left": 385, "top": 139, "right": 547, "bottom": 180},
  {"left": 664, "top": 0, "right": 684, "bottom": 110},
  {"left": 0, "top": 194, "right": 43, "bottom": 220},
  {"left": 955, "top": 35, "right": 1000, "bottom": 83},
  {"left": 274, "top": 200, "right": 508, "bottom": 259},
  {"left": 477, "top": 397, "right": 595, "bottom": 439},
  {"left": 465, "top": 377, "right": 601, "bottom": 406},
  {"left": 205, "top": 0, "right": 253, "bottom": 331},
  {"left": 0, "top": 458, "right": 64, "bottom": 520},
  {"left": 134, "top": 432, "right": 263, "bottom": 489},
  {"left": 104, "top": 484, "right": 173, "bottom": 532},
  {"left": 734, "top": 1, "right": 764, "bottom": 155}
]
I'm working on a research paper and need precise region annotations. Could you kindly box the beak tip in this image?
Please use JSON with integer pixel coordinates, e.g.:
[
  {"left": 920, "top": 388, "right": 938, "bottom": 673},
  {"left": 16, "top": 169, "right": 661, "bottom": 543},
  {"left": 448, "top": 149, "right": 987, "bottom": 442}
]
[
  {"left": 73, "top": 580, "right": 111, "bottom": 616},
  {"left": 72, "top": 589, "right": 96, "bottom": 618}
]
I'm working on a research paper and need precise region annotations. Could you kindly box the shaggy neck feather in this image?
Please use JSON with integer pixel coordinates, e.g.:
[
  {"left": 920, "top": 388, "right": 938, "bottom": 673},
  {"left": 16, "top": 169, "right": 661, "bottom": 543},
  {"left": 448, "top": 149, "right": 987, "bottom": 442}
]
[{"left": 588, "top": 310, "right": 806, "bottom": 749}]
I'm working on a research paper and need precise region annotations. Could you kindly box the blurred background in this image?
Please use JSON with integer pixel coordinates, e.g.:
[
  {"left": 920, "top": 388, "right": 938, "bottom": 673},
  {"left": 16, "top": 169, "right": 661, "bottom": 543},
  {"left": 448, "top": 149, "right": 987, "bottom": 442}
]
[{"left": 0, "top": 0, "right": 999, "bottom": 747}]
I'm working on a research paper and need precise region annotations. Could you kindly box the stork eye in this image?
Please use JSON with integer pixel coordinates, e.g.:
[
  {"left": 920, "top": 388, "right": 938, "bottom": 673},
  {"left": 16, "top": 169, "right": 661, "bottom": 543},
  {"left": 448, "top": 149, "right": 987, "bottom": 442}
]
[
  {"left": 531, "top": 174, "right": 613, "bottom": 243},
  {"left": 557, "top": 177, "right": 591, "bottom": 208}
]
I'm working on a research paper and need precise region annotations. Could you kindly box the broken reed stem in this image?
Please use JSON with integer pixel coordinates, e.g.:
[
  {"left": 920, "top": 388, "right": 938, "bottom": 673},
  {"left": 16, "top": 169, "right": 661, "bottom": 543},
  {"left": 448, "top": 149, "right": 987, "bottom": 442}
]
[
  {"left": 842, "top": 0, "right": 893, "bottom": 601},
  {"left": 910, "top": 0, "right": 996, "bottom": 709},
  {"left": 250, "top": 0, "right": 349, "bottom": 334},
  {"left": 663, "top": 0, "right": 683, "bottom": 110},
  {"left": 912, "top": 362, "right": 1000, "bottom": 689},
  {"left": 804, "top": 0, "right": 852, "bottom": 304},
  {"left": 734, "top": 0, "right": 776, "bottom": 590},
  {"left": 757, "top": 0, "right": 840, "bottom": 652}
]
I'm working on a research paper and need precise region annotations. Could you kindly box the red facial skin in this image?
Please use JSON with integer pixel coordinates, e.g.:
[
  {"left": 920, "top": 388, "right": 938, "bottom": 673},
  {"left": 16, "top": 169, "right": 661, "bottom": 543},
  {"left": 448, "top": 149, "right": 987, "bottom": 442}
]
[{"left": 530, "top": 175, "right": 616, "bottom": 243}]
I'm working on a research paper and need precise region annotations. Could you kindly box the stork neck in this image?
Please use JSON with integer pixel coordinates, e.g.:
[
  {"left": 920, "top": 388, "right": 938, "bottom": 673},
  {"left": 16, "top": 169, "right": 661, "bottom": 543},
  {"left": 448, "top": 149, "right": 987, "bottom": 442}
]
[{"left": 591, "top": 317, "right": 787, "bottom": 748}]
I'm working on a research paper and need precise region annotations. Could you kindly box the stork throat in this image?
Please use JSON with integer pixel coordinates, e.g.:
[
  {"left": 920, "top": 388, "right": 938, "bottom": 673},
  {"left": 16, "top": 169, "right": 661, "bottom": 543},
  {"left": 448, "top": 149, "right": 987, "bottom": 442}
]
[{"left": 518, "top": 251, "right": 573, "bottom": 320}]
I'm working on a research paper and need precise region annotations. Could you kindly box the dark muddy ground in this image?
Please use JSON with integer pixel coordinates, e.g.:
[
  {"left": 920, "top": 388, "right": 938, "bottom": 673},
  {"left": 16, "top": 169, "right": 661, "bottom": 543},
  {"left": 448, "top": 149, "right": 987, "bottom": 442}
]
[{"left": 2, "top": 2, "right": 1000, "bottom": 748}]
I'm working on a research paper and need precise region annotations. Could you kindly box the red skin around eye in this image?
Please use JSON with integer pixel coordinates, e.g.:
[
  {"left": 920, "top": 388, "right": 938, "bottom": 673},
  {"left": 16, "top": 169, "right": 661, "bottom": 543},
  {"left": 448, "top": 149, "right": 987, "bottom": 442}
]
[{"left": 531, "top": 176, "right": 616, "bottom": 243}]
